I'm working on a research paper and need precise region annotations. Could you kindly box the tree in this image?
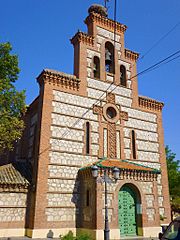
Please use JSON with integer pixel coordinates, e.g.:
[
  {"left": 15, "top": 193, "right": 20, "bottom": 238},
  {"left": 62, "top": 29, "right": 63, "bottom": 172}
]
[
  {"left": 0, "top": 42, "right": 26, "bottom": 154},
  {"left": 165, "top": 146, "right": 180, "bottom": 212}
]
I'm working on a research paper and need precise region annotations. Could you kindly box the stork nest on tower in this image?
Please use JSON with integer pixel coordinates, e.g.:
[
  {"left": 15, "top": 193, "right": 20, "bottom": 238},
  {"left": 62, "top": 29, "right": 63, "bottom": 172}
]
[{"left": 88, "top": 4, "right": 108, "bottom": 17}]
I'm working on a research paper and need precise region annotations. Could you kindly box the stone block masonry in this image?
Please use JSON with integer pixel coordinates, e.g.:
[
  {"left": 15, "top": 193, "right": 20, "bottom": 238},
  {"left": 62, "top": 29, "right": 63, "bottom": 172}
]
[
  {"left": 49, "top": 151, "right": 97, "bottom": 166},
  {"left": 0, "top": 192, "right": 27, "bottom": 226},
  {"left": 0, "top": 208, "right": 26, "bottom": 222},
  {"left": 47, "top": 90, "right": 100, "bottom": 224}
]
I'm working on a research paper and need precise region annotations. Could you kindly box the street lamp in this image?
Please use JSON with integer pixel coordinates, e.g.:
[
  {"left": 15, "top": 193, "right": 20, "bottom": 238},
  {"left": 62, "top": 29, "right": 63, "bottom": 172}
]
[
  {"left": 91, "top": 165, "right": 120, "bottom": 240},
  {"left": 91, "top": 165, "right": 99, "bottom": 178}
]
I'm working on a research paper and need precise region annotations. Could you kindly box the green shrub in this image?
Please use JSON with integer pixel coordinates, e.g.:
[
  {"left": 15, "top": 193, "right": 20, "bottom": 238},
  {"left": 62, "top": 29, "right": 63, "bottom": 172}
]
[
  {"left": 60, "top": 231, "right": 92, "bottom": 240},
  {"left": 60, "top": 231, "right": 76, "bottom": 240},
  {"left": 76, "top": 233, "right": 92, "bottom": 240}
]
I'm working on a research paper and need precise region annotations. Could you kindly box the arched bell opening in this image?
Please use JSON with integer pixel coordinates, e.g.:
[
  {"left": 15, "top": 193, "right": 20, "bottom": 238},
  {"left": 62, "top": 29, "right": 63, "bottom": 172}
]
[
  {"left": 118, "top": 183, "right": 143, "bottom": 237},
  {"left": 105, "top": 42, "right": 114, "bottom": 74},
  {"left": 93, "top": 56, "right": 100, "bottom": 79},
  {"left": 120, "top": 65, "right": 127, "bottom": 87}
]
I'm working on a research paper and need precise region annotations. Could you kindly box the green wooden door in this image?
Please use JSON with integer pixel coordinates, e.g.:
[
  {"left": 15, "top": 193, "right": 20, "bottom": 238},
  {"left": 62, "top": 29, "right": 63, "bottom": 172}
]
[{"left": 118, "top": 186, "right": 137, "bottom": 236}]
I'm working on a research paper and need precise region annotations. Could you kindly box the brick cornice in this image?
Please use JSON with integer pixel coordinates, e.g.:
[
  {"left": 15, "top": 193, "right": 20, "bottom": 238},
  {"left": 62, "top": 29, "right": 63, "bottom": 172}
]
[
  {"left": 70, "top": 31, "right": 94, "bottom": 46},
  {"left": 139, "top": 96, "right": 164, "bottom": 111},
  {"left": 0, "top": 184, "right": 29, "bottom": 193},
  {"left": 125, "top": 49, "right": 139, "bottom": 61},
  {"left": 37, "top": 69, "right": 81, "bottom": 91},
  {"left": 79, "top": 166, "right": 158, "bottom": 182},
  {"left": 85, "top": 12, "right": 127, "bottom": 34}
]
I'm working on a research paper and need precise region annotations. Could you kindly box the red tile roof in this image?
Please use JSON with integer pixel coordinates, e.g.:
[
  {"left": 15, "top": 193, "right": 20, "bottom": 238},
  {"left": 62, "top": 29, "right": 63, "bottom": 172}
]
[
  {"left": 81, "top": 159, "right": 160, "bottom": 173},
  {"left": 0, "top": 162, "right": 31, "bottom": 187}
]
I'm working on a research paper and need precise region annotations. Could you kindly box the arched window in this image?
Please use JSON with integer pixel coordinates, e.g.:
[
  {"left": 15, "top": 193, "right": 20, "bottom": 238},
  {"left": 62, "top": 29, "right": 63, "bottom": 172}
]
[
  {"left": 132, "top": 130, "right": 136, "bottom": 159},
  {"left": 93, "top": 56, "right": 100, "bottom": 79},
  {"left": 105, "top": 42, "right": 114, "bottom": 74},
  {"left": 120, "top": 65, "right": 127, "bottom": 87},
  {"left": 86, "top": 122, "right": 90, "bottom": 154},
  {"left": 86, "top": 189, "right": 90, "bottom": 206}
]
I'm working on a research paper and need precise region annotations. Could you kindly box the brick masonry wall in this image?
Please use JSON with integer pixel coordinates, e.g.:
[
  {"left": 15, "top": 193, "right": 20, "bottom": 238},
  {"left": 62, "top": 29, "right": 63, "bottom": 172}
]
[
  {"left": 78, "top": 174, "right": 161, "bottom": 231},
  {"left": 27, "top": 9, "right": 171, "bottom": 237},
  {"left": 44, "top": 72, "right": 167, "bottom": 228}
]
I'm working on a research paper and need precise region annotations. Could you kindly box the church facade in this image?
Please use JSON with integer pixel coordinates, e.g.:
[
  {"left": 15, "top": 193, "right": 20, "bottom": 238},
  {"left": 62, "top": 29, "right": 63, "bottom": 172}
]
[{"left": 0, "top": 4, "right": 171, "bottom": 239}]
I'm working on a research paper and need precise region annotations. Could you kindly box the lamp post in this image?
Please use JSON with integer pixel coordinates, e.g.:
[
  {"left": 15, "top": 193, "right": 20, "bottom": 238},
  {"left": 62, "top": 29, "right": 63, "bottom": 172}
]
[{"left": 91, "top": 165, "right": 120, "bottom": 240}]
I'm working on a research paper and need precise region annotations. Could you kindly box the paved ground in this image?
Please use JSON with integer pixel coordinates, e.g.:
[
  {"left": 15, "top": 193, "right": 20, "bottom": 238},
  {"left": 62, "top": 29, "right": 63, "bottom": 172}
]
[{"left": 0, "top": 237, "right": 158, "bottom": 240}]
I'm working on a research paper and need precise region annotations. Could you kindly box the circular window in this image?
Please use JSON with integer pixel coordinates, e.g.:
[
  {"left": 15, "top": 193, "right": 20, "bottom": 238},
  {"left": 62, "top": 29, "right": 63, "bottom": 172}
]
[{"left": 106, "top": 107, "right": 117, "bottom": 119}]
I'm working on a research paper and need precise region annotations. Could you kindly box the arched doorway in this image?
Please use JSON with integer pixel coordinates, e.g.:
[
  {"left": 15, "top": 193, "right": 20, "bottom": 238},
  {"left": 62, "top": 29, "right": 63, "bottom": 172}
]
[{"left": 118, "top": 184, "right": 141, "bottom": 236}]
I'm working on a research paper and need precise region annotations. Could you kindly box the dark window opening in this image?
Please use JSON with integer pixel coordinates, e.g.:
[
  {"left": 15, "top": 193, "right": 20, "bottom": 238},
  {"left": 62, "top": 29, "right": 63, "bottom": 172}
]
[
  {"left": 86, "top": 122, "right": 90, "bottom": 154},
  {"left": 120, "top": 65, "right": 127, "bottom": 87},
  {"left": 32, "top": 124, "right": 37, "bottom": 159},
  {"left": 106, "top": 107, "right": 117, "bottom": 119},
  {"left": 105, "top": 42, "right": 114, "bottom": 74},
  {"left": 132, "top": 130, "right": 136, "bottom": 159},
  {"left": 86, "top": 189, "right": 90, "bottom": 206},
  {"left": 93, "top": 56, "right": 100, "bottom": 79}
]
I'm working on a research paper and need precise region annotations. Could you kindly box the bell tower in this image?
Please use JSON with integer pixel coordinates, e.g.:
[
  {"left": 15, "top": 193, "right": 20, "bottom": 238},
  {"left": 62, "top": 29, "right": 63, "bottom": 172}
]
[{"left": 71, "top": 4, "right": 139, "bottom": 106}]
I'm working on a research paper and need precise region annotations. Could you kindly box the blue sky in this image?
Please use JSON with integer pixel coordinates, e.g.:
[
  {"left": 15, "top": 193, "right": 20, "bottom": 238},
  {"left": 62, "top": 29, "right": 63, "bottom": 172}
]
[{"left": 1, "top": 0, "right": 180, "bottom": 160}]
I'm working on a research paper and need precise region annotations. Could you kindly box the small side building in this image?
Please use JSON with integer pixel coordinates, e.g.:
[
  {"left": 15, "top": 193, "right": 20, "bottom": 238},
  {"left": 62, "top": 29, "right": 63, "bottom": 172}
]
[{"left": 0, "top": 162, "right": 31, "bottom": 237}]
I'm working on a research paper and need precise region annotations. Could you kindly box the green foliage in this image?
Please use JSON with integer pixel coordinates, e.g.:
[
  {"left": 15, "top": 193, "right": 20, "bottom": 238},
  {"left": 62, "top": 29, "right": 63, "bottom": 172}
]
[
  {"left": 0, "top": 42, "right": 26, "bottom": 154},
  {"left": 160, "top": 214, "right": 167, "bottom": 221},
  {"left": 60, "top": 231, "right": 76, "bottom": 240},
  {"left": 165, "top": 146, "right": 180, "bottom": 211},
  {"left": 171, "top": 197, "right": 180, "bottom": 213},
  {"left": 60, "top": 231, "right": 92, "bottom": 240},
  {"left": 76, "top": 233, "right": 92, "bottom": 240}
]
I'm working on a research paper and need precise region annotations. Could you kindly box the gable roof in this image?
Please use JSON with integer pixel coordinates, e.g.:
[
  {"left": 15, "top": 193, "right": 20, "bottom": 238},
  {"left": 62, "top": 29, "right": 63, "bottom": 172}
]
[{"left": 0, "top": 162, "right": 31, "bottom": 188}]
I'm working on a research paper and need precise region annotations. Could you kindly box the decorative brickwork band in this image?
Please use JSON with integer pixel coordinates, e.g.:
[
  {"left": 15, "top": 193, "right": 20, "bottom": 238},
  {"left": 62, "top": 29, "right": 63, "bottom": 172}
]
[
  {"left": 107, "top": 92, "right": 115, "bottom": 104},
  {"left": 139, "top": 96, "right": 164, "bottom": 111},
  {"left": 71, "top": 31, "right": 94, "bottom": 46},
  {"left": 125, "top": 49, "right": 139, "bottom": 61},
  {"left": 93, "top": 105, "right": 103, "bottom": 115},
  {"left": 37, "top": 69, "right": 80, "bottom": 91},
  {"left": 80, "top": 159, "right": 160, "bottom": 181},
  {"left": 108, "top": 123, "right": 116, "bottom": 158},
  {"left": 119, "top": 111, "right": 128, "bottom": 121},
  {"left": 85, "top": 12, "right": 127, "bottom": 34}
]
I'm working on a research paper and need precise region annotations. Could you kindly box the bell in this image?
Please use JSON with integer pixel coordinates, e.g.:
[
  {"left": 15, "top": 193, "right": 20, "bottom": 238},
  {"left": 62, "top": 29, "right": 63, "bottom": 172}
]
[
  {"left": 105, "top": 49, "right": 112, "bottom": 64},
  {"left": 93, "top": 63, "right": 97, "bottom": 71}
]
